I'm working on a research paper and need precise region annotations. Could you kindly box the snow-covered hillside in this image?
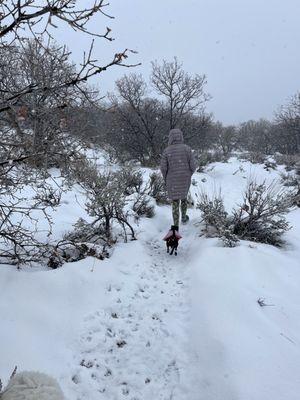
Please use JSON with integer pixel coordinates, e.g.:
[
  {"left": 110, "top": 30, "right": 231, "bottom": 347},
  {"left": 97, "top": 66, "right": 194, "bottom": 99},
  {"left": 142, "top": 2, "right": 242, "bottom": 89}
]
[{"left": 1, "top": 157, "right": 299, "bottom": 400}]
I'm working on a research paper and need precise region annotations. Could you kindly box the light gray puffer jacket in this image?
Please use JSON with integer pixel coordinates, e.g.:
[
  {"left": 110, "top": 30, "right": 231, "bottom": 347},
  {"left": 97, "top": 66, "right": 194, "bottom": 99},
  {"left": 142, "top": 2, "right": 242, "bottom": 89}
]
[{"left": 160, "top": 128, "right": 197, "bottom": 200}]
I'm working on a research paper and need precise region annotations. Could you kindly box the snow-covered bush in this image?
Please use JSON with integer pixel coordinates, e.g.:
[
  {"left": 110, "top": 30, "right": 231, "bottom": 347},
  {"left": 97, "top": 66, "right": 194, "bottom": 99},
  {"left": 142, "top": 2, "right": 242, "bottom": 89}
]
[
  {"left": 132, "top": 194, "right": 155, "bottom": 219},
  {"left": 47, "top": 219, "right": 110, "bottom": 269},
  {"left": 197, "top": 180, "right": 293, "bottom": 247},
  {"left": 33, "top": 185, "right": 62, "bottom": 207},
  {"left": 70, "top": 159, "right": 152, "bottom": 242},
  {"left": 118, "top": 168, "right": 144, "bottom": 195},
  {"left": 280, "top": 160, "right": 300, "bottom": 207},
  {"left": 274, "top": 154, "right": 300, "bottom": 171},
  {"left": 0, "top": 165, "right": 61, "bottom": 266},
  {"left": 0, "top": 370, "right": 65, "bottom": 400},
  {"left": 263, "top": 160, "right": 277, "bottom": 171},
  {"left": 294, "top": 189, "right": 300, "bottom": 207},
  {"left": 239, "top": 151, "right": 267, "bottom": 165},
  {"left": 197, "top": 191, "right": 239, "bottom": 246},
  {"left": 220, "top": 228, "right": 240, "bottom": 248},
  {"left": 292, "top": 163, "right": 300, "bottom": 207},
  {"left": 197, "top": 191, "right": 228, "bottom": 234},
  {"left": 83, "top": 171, "right": 136, "bottom": 241},
  {"left": 281, "top": 172, "right": 299, "bottom": 187},
  {"left": 231, "top": 181, "right": 292, "bottom": 246},
  {"left": 66, "top": 218, "right": 108, "bottom": 245},
  {"left": 44, "top": 160, "right": 158, "bottom": 268},
  {"left": 196, "top": 151, "right": 228, "bottom": 172},
  {"left": 146, "top": 172, "right": 169, "bottom": 205}
]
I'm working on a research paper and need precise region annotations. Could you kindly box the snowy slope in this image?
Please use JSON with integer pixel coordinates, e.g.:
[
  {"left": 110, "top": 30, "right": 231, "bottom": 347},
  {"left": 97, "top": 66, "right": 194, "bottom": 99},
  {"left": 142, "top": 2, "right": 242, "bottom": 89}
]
[
  {"left": 0, "top": 158, "right": 299, "bottom": 400},
  {"left": 188, "top": 160, "right": 300, "bottom": 400}
]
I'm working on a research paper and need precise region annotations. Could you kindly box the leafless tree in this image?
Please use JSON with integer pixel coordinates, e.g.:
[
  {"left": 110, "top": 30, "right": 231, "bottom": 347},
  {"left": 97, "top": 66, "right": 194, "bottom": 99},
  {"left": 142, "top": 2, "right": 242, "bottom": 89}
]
[
  {"left": 107, "top": 73, "right": 167, "bottom": 165},
  {"left": 103, "top": 65, "right": 212, "bottom": 166},
  {"left": 237, "top": 119, "right": 275, "bottom": 155},
  {"left": 0, "top": 1, "right": 139, "bottom": 169},
  {"left": 0, "top": 0, "right": 139, "bottom": 266},
  {"left": 210, "top": 122, "right": 238, "bottom": 156},
  {"left": 151, "top": 57, "right": 210, "bottom": 130},
  {"left": 1, "top": 40, "right": 89, "bottom": 164},
  {"left": 0, "top": 1, "right": 138, "bottom": 116},
  {"left": 276, "top": 92, "right": 300, "bottom": 154}
]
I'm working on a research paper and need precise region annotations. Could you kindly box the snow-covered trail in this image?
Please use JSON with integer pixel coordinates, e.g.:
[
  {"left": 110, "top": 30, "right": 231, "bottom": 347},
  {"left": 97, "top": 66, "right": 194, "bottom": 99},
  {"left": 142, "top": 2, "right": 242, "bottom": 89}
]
[
  {"left": 1, "top": 158, "right": 300, "bottom": 400},
  {"left": 67, "top": 207, "right": 204, "bottom": 400}
]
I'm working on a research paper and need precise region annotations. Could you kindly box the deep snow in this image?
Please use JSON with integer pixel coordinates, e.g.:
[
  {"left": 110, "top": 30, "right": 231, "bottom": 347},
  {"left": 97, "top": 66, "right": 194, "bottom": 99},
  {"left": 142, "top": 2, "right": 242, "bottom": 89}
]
[{"left": 1, "top": 157, "right": 299, "bottom": 400}]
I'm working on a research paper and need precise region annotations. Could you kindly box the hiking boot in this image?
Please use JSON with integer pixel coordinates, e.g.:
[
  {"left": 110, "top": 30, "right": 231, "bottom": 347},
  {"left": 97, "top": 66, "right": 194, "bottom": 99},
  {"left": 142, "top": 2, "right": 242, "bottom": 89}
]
[{"left": 181, "top": 215, "right": 189, "bottom": 224}]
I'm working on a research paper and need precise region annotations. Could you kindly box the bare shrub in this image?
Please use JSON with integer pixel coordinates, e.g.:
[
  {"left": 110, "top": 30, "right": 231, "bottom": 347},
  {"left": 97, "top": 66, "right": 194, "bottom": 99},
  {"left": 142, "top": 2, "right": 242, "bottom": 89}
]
[
  {"left": 196, "top": 151, "right": 228, "bottom": 172},
  {"left": 211, "top": 123, "right": 238, "bottom": 156},
  {"left": 118, "top": 168, "right": 144, "bottom": 195},
  {"left": 197, "top": 180, "right": 293, "bottom": 247},
  {"left": 293, "top": 163, "right": 300, "bottom": 207},
  {"left": 47, "top": 240, "right": 110, "bottom": 269},
  {"left": 83, "top": 171, "right": 136, "bottom": 241},
  {"left": 237, "top": 119, "right": 275, "bottom": 155},
  {"left": 281, "top": 162, "right": 300, "bottom": 207},
  {"left": 280, "top": 172, "right": 299, "bottom": 187},
  {"left": 197, "top": 191, "right": 228, "bottom": 233},
  {"left": 69, "top": 154, "right": 157, "bottom": 220},
  {"left": 146, "top": 172, "right": 169, "bottom": 205},
  {"left": 47, "top": 216, "right": 111, "bottom": 269},
  {"left": 276, "top": 92, "right": 300, "bottom": 154},
  {"left": 0, "top": 165, "right": 62, "bottom": 266},
  {"left": 132, "top": 195, "right": 155, "bottom": 219},
  {"left": 264, "top": 160, "right": 277, "bottom": 171},
  {"left": 69, "top": 159, "right": 158, "bottom": 242},
  {"left": 239, "top": 152, "right": 267, "bottom": 164},
  {"left": 33, "top": 185, "right": 62, "bottom": 207},
  {"left": 197, "top": 191, "right": 239, "bottom": 247},
  {"left": 232, "top": 181, "right": 292, "bottom": 246},
  {"left": 274, "top": 154, "right": 300, "bottom": 171},
  {"left": 293, "top": 188, "right": 300, "bottom": 207}
]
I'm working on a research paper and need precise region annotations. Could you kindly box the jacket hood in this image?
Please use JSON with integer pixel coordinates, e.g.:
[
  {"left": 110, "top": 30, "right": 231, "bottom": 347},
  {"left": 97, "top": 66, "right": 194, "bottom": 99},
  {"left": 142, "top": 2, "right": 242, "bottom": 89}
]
[{"left": 168, "top": 128, "right": 184, "bottom": 145}]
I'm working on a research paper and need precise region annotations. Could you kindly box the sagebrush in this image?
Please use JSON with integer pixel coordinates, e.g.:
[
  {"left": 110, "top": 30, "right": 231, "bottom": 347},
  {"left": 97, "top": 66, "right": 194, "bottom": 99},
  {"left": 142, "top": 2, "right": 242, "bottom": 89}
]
[{"left": 197, "top": 180, "right": 293, "bottom": 247}]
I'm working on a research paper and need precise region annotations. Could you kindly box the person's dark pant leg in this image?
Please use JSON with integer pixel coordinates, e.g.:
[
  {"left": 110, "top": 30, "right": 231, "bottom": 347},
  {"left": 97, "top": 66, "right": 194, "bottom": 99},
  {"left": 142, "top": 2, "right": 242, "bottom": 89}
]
[
  {"left": 181, "top": 199, "right": 188, "bottom": 221},
  {"left": 172, "top": 200, "right": 180, "bottom": 226}
]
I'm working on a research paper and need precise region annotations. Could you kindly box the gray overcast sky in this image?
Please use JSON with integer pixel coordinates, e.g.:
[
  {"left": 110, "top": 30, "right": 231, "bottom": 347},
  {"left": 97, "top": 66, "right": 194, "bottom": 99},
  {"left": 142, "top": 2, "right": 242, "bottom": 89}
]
[{"left": 60, "top": 0, "right": 300, "bottom": 124}]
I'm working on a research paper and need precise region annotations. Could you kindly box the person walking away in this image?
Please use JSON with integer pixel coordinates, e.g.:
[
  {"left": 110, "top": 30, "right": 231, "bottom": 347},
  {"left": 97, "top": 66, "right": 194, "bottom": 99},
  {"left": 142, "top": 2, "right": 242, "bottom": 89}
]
[{"left": 160, "top": 128, "right": 197, "bottom": 230}]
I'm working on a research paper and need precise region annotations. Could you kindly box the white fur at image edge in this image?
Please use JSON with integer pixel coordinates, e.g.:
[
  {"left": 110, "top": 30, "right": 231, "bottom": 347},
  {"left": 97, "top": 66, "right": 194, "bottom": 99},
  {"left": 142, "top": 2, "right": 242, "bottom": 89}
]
[{"left": 0, "top": 371, "right": 65, "bottom": 400}]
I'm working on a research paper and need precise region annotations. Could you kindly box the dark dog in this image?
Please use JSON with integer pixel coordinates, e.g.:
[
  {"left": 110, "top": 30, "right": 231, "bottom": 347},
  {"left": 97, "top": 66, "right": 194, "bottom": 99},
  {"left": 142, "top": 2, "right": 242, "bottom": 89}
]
[{"left": 163, "top": 225, "right": 182, "bottom": 256}]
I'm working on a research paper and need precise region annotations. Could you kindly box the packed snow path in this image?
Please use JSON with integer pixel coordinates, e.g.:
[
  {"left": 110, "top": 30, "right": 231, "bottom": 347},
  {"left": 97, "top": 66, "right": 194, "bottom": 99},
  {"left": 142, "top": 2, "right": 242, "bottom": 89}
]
[
  {"left": 1, "top": 158, "right": 300, "bottom": 400},
  {"left": 70, "top": 220, "right": 201, "bottom": 400}
]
